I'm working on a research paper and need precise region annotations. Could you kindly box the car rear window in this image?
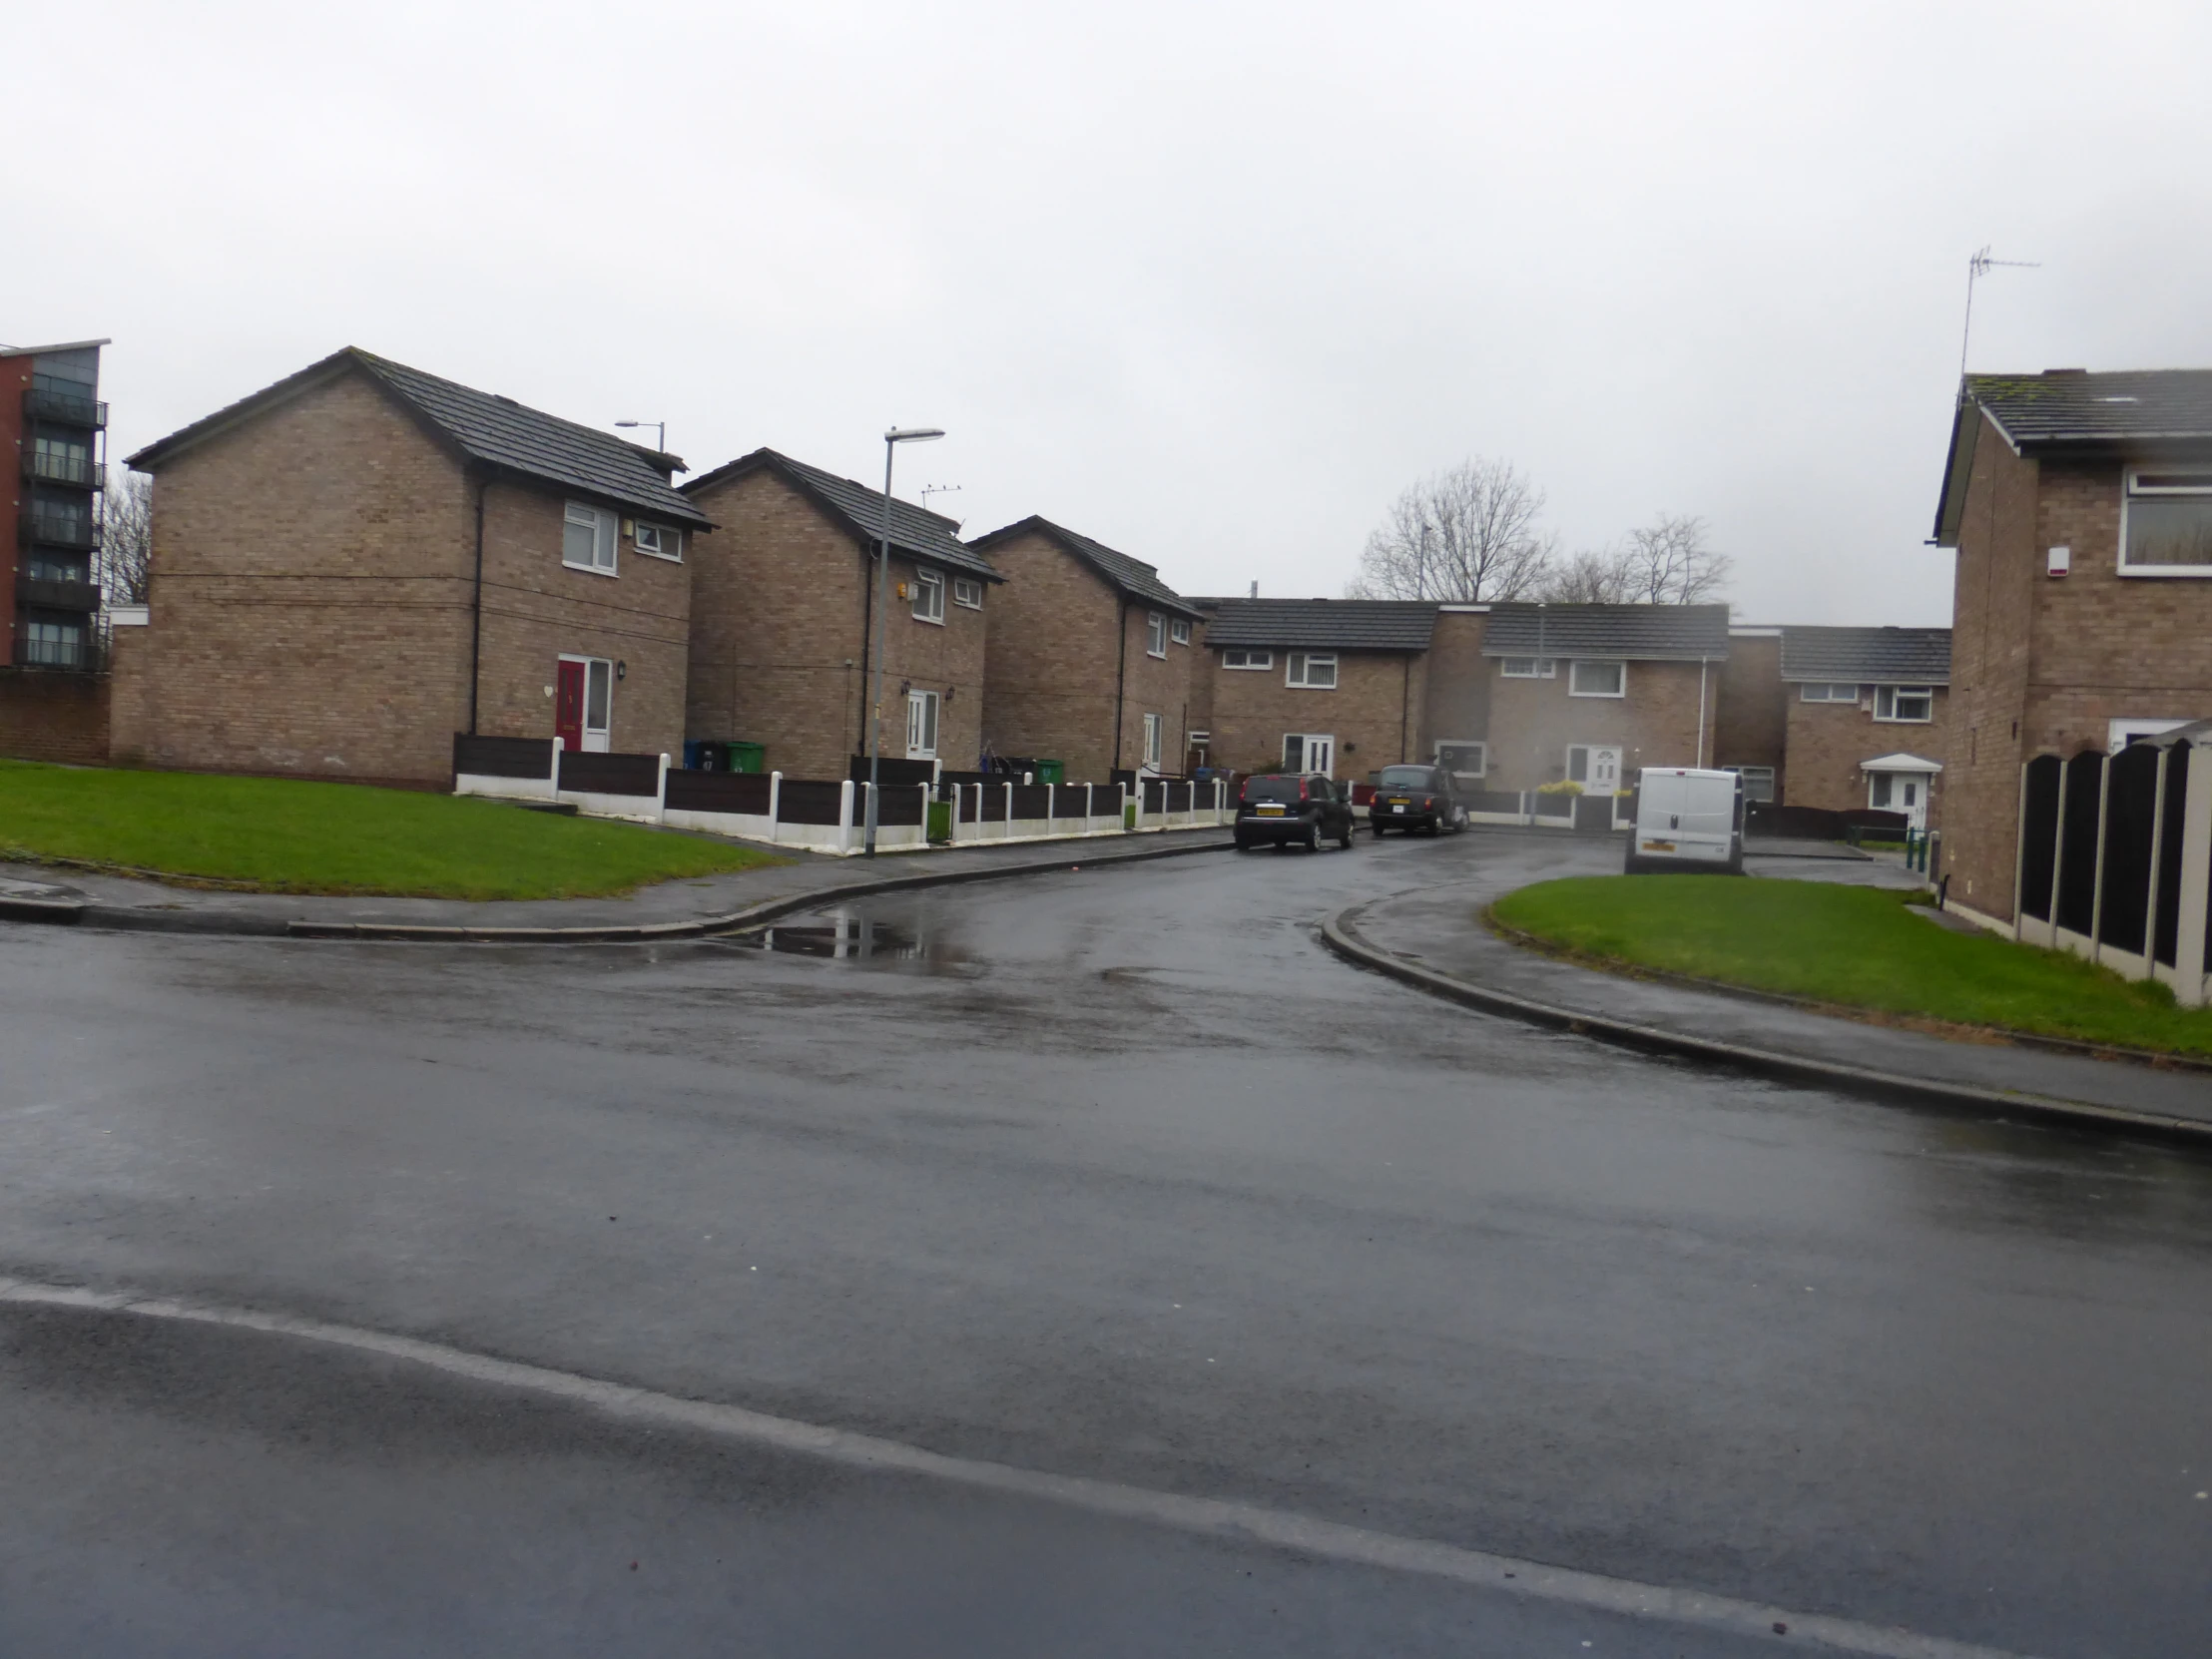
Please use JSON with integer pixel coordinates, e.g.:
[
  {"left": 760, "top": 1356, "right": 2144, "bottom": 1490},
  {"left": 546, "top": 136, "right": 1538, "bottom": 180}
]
[
  {"left": 1376, "top": 767, "right": 1437, "bottom": 789},
  {"left": 1241, "top": 776, "right": 1304, "bottom": 803}
]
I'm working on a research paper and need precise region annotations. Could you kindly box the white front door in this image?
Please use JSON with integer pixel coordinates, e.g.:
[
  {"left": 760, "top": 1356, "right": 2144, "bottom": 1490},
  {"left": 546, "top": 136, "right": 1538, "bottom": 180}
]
[
  {"left": 1282, "top": 733, "right": 1334, "bottom": 776},
  {"left": 905, "top": 689, "right": 939, "bottom": 759},
  {"left": 1869, "top": 772, "right": 1930, "bottom": 831},
  {"left": 1567, "top": 745, "right": 1621, "bottom": 792}
]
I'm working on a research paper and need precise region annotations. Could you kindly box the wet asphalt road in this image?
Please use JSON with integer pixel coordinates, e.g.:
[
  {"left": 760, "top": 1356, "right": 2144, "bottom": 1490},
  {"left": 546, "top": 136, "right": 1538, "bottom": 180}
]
[{"left": 3, "top": 830, "right": 2210, "bottom": 1657}]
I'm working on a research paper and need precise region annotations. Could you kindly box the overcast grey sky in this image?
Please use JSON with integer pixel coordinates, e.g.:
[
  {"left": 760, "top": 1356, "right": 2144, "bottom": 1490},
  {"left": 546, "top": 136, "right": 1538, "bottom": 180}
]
[{"left": 10, "top": 0, "right": 2210, "bottom": 624}]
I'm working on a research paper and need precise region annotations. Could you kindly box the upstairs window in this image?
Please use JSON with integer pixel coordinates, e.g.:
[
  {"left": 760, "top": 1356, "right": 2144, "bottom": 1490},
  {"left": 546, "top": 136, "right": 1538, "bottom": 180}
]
[
  {"left": 2122, "top": 469, "right": 2212, "bottom": 574},
  {"left": 633, "top": 522, "right": 682, "bottom": 561},
  {"left": 563, "top": 502, "right": 617, "bottom": 574},
  {"left": 1874, "top": 685, "right": 1934, "bottom": 723},
  {"left": 953, "top": 576, "right": 983, "bottom": 609},
  {"left": 912, "top": 567, "right": 945, "bottom": 623},
  {"left": 1222, "top": 649, "right": 1273, "bottom": 670},
  {"left": 1500, "top": 657, "right": 1556, "bottom": 678},
  {"left": 1799, "top": 683, "right": 1861, "bottom": 703},
  {"left": 1287, "top": 652, "right": 1338, "bottom": 689},
  {"left": 1568, "top": 659, "right": 1625, "bottom": 697},
  {"left": 1171, "top": 618, "right": 1192, "bottom": 646},
  {"left": 1146, "top": 612, "right": 1167, "bottom": 657}
]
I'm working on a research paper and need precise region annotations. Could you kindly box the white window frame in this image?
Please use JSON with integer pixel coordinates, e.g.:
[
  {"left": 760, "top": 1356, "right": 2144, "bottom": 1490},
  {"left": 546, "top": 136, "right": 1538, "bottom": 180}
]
[
  {"left": 1222, "top": 649, "right": 1273, "bottom": 670},
  {"left": 905, "top": 688, "right": 939, "bottom": 759},
  {"left": 1500, "top": 657, "right": 1556, "bottom": 679},
  {"left": 2119, "top": 466, "right": 2212, "bottom": 577},
  {"left": 2108, "top": 718, "right": 2193, "bottom": 753},
  {"left": 1145, "top": 612, "right": 1168, "bottom": 658},
  {"left": 1874, "top": 685, "right": 1935, "bottom": 723},
  {"left": 1170, "top": 618, "right": 1192, "bottom": 646},
  {"left": 1723, "top": 764, "right": 1777, "bottom": 803},
  {"left": 563, "top": 502, "right": 618, "bottom": 576},
  {"left": 1798, "top": 682, "right": 1862, "bottom": 703},
  {"left": 632, "top": 521, "right": 683, "bottom": 562},
  {"left": 952, "top": 576, "right": 983, "bottom": 609},
  {"left": 1568, "top": 659, "right": 1626, "bottom": 699},
  {"left": 1142, "top": 713, "right": 1164, "bottom": 769},
  {"left": 912, "top": 567, "right": 945, "bottom": 624},
  {"left": 558, "top": 653, "right": 615, "bottom": 753},
  {"left": 1434, "top": 740, "right": 1487, "bottom": 780},
  {"left": 1286, "top": 651, "right": 1338, "bottom": 689}
]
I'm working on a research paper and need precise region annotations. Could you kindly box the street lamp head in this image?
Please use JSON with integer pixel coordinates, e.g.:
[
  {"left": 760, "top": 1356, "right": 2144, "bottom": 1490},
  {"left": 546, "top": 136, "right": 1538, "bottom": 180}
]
[
  {"left": 614, "top": 420, "right": 643, "bottom": 428},
  {"left": 885, "top": 426, "right": 945, "bottom": 444}
]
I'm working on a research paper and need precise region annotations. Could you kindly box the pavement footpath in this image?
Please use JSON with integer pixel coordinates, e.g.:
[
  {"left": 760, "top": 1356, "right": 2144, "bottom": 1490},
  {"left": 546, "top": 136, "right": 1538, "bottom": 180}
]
[
  {"left": 0, "top": 830, "right": 1235, "bottom": 942},
  {"left": 1329, "top": 849, "right": 2212, "bottom": 1140}
]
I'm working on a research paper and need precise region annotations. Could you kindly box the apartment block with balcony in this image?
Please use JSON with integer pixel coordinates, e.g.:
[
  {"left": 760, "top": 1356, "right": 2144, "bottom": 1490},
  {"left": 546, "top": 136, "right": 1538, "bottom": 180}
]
[{"left": 4, "top": 338, "right": 109, "bottom": 673}]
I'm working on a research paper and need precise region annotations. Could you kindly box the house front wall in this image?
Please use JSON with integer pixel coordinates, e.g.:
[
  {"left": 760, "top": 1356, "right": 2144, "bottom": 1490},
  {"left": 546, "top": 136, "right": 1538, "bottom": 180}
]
[
  {"left": 1782, "top": 688, "right": 1950, "bottom": 815},
  {"left": 875, "top": 547, "right": 987, "bottom": 771},
  {"left": 1484, "top": 657, "right": 1714, "bottom": 795},
  {"left": 1713, "top": 633, "right": 1787, "bottom": 797},
  {"left": 111, "top": 371, "right": 477, "bottom": 785},
  {"left": 1206, "top": 648, "right": 1427, "bottom": 779},
  {"left": 1111, "top": 597, "right": 1198, "bottom": 777},
  {"left": 1415, "top": 610, "right": 1491, "bottom": 775}
]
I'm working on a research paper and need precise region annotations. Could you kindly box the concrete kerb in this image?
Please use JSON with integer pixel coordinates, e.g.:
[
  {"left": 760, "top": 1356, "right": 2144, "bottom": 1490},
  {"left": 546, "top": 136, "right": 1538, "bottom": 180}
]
[
  {"left": 1320, "top": 904, "right": 2212, "bottom": 1145},
  {"left": 1, "top": 836, "right": 1238, "bottom": 946}
]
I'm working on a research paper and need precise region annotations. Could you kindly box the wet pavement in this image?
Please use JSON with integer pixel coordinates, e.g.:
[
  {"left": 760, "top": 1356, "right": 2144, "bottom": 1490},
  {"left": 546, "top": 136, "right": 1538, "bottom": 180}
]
[{"left": 4, "top": 828, "right": 2211, "bottom": 1655}]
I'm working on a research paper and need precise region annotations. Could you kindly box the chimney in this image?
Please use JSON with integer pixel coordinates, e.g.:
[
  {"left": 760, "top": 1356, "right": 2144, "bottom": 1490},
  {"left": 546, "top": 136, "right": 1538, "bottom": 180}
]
[{"left": 1249, "top": 580, "right": 1258, "bottom": 598}]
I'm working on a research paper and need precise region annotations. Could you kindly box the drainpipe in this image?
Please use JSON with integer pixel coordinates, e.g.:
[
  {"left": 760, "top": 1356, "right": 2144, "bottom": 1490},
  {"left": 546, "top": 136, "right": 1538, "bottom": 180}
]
[
  {"left": 1696, "top": 656, "right": 1709, "bottom": 768},
  {"left": 1111, "top": 598, "right": 1129, "bottom": 773},
  {"left": 1400, "top": 656, "right": 1410, "bottom": 762},
  {"left": 467, "top": 472, "right": 488, "bottom": 734}
]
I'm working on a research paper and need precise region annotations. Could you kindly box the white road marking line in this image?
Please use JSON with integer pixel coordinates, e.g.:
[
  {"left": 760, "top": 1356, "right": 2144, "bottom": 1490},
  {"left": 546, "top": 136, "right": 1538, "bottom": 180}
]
[{"left": 0, "top": 1277, "right": 2041, "bottom": 1659}]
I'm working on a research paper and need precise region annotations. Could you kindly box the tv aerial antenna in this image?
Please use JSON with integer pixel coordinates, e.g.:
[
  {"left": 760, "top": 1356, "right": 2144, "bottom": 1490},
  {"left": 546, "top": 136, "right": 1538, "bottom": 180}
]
[
  {"left": 1959, "top": 246, "right": 2039, "bottom": 380},
  {"left": 920, "top": 483, "right": 963, "bottom": 523}
]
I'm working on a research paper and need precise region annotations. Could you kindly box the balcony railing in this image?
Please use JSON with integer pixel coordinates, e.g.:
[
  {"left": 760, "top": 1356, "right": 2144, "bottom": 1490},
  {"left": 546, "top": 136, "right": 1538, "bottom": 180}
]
[
  {"left": 20, "top": 509, "right": 97, "bottom": 549},
  {"left": 10, "top": 624, "right": 106, "bottom": 673},
  {"left": 22, "top": 451, "right": 104, "bottom": 489},
  {"left": 18, "top": 575, "right": 103, "bottom": 613},
  {"left": 23, "top": 386, "right": 107, "bottom": 428}
]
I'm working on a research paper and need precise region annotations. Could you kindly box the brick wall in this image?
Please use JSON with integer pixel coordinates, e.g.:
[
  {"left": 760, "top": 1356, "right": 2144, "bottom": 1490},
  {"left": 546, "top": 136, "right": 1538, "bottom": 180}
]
[
  {"left": 1781, "top": 688, "right": 1950, "bottom": 813},
  {"left": 1205, "top": 648, "right": 1427, "bottom": 779},
  {"left": 1416, "top": 610, "right": 1491, "bottom": 770},
  {"left": 0, "top": 669, "right": 109, "bottom": 763},
  {"left": 1714, "top": 633, "right": 1787, "bottom": 792},
  {"left": 685, "top": 468, "right": 986, "bottom": 779},
  {"left": 1484, "top": 657, "right": 1714, "bottom": 793}
]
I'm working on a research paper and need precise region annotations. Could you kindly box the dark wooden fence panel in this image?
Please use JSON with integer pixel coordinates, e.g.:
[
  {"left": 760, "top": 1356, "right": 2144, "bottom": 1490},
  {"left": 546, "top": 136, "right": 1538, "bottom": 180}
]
[
  {"left": 777, "top": 780, "right": 847, "bottom": 826},
  {"left": 1008, "top": 785, "right": 1052, "bottom": 820},
  {"left": 2055, "top": 752, "right": 2104, "bottom": 935},
  {"left": 666, "top": 771, "right": 772, "bottom": 816},
  {"left": 2098, "top": 743, "right": 2160, "bottom": 956},
  {"left": 871, "top": 787, "right": 925, "bottom": 827},
  {"left": 454, "top": 734, "right": 554, "bottom": 780},
  {"left": 850, "top": 756, "right": 935, "bottom": 788},
  {"left": 1531, "top": 792, "right": 1574, "bottom": 820},
  {"left": 1573, "top": 796, "right": 1614, "bottom": 833},
  {"left": 1467, "top": 789, "right": 1525, "bottom": 816},
  {"left": 558, "top": 750, "right": 660, "bottom": 798},
  {"left": 2018, "top": 755, "right": 2062, "bottom": 921}
]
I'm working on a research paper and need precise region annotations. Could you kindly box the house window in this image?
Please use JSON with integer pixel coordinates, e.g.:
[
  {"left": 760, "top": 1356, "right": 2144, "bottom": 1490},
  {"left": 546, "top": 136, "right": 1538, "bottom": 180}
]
[
  {"left": 1568, "top": 659, "right": 1625, "bottom": 698},
  {"left": 1724, "top": 765, "right": 1777, "bottom": 803},
  {"left": 1874, "top": 685, "right": 1934, "bottom": 723},
  {"left": 633, "top": 522, "right": 682, "bottom": 561},
  {"left": 1222, "top": 649, "right": 1273, "bottom": 670},
  {"left": 1287, "top": 652, "right": 1338, "bottom": 689},
  {"left": 1187, "top": 730, "right": 1211, "bottom": 766},
  {"left": 2121, "top": 468, "right": 2212, "bottom": 574},
  {"left": 1500, "top": 658, "right": 1556, "bottom": 678},
  {"left": 563, "top": 502, "right": 617, "bottom": 574},
  {"left": 1435, "top": 741, "right": 1486, "bottom": 781},
  {"left": 1146, "top": 612, "right": 1168, "bottom": 657},
  {"left": 912, "top": 568, "right": 945, "bottom": 623},
  {"left": 905, "top": 688, "right": 939, "bottom": 758},
  {"left": 1171, "top": 619, "right": 1191, "bottom": 646},
  {"left": 21, "top": 618, "right": 85, "bottom": 668},
  {"left": 953, "top": 576, "right": 983, "bottom": 609},
  {"left": 1799, "top": 683, "right": 1861, "bottom": 703},
  {"left": 1142, "top": 713, "right": 1164, "bottom": 769}
]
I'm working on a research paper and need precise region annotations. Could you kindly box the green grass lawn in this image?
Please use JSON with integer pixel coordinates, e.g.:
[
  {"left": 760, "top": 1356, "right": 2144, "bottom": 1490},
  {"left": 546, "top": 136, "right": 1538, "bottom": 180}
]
[
  {"left": 0, "top": 761, "right": 780, "bottom": 900},
  {"left": 1491, "top": 874, "right": 2212, "bottom": 1057}
]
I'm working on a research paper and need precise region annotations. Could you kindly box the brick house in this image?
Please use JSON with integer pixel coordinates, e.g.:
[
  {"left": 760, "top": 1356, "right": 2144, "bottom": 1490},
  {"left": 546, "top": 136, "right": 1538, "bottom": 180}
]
[
  {"left": 1477, "top": 604, "right": 1731, "bottom": 795},
  {"left": 680, "top": 448, "right": 1000, "bottom": 781},
  {"left": 967, "top": 515, "right": 1205, "bottom": 780},
  {"left": 1194, "top": 598, "right": 1437, "bottom": 778},
  {"left": 116, "top": 348, "right": 707, "bottom": 787},
  {"left": 1933, "top": 369, "right": 2212, "bottom": 921},
  {"left": 1711, "top": 626, "right": 1786, "bottom": 804},
  {"left": 1777, "top": 626, "right": 1950, "bottom": 828}
]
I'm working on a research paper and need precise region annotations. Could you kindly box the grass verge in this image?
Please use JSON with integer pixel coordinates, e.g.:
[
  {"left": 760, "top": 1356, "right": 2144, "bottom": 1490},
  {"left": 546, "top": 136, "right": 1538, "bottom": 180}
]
[
  {"left": 1490, "top": 874, "right": 2212, "bottom": 1058},
  {"left": 0, "top": 761, "right": 781, "bottom": 900}
]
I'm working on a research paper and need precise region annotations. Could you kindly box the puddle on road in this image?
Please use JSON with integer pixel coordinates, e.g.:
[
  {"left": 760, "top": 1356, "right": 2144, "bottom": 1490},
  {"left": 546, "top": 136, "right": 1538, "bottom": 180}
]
[{"left": 724, "top": 907, "right": 970, "bottom": 971}]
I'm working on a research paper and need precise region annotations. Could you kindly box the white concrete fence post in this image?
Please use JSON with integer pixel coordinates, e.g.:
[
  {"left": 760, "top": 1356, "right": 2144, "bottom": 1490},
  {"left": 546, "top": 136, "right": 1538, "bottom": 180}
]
[
  {"left": 2174, "top": 746, "right": 2212, "bottom": 1007},
  {"left": 838, "top": 779, "right": 856, "bottom": 854},
  {"left": 654, "top": 753, "right": 671, "bottom": 824},
  {"left": 1003, "top": 782, "right": 1014, "bottom": 841},
  {"left": 547, "top": 734, "right": 565, "bottom": 804},
  {"left": 768, "top": 770, "right": 783, "bottom": 844}
]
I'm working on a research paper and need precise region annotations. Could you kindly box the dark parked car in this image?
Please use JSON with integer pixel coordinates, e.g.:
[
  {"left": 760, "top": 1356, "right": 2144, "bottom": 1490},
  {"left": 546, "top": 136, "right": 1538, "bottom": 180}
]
[
  {"left": 1234, "top": 774, "right": 1357, "bottom": 851},
  {"left": 1368, "top": 764, "right": 1467, "bottom": 835}
]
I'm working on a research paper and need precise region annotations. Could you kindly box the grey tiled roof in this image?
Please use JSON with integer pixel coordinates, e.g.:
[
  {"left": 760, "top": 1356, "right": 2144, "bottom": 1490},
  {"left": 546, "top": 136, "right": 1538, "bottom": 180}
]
[
  {"left": 1780, "top": 626, "right": 1950, "bottom": 684},
  {"left": 1966, "top": 369, "right": 2212, "bottom": 448},
  {"left": 683, "top": 448, "right": 1001, "bottom": 582},
  {"left": 129, "top": 347, "right": 708, "bottom": 525},
  {"left": 1195, "top": 598, "right": 1437, "bottom": 652},
  {"left": 1480, "top": 603, "right": 1731, "bottom": 661},
  {"left": 968, "top": 516, "right": 1202, "bottom": 617}
]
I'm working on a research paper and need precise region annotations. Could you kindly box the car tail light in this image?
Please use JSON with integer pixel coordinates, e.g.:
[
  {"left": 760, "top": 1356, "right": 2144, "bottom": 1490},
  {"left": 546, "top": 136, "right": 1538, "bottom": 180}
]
[
  {"left": 1299, "top": 779, "right": 1309, "bottom": 801},
  {"left": 1421, "top": 797, "right": 1434, "bottom": 810}
]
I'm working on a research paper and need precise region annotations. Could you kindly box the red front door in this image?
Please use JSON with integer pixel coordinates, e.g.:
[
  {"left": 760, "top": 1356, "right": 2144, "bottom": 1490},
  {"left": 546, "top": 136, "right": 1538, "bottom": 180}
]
[{"left": 554, "top": 660, "right": 585, "bottom": 752}]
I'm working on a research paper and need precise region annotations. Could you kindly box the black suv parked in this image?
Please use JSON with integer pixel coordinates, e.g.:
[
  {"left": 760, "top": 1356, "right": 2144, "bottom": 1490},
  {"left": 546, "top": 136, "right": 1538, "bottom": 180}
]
[
  {"left": 1368, "top": 765, "right": 1467, "bottom": 835},
  {"left": 1234, "top": 774, "right": 1357, "bottom": 851}
]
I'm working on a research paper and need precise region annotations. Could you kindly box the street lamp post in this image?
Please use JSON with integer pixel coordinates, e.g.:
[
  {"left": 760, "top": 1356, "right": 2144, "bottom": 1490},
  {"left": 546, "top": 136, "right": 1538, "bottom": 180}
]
[
  {"left": 614, "top": 419, "right": 667, "bottom": 453},
  {"left": 865, "top": 426, "right": 945, "bottom": 857}
]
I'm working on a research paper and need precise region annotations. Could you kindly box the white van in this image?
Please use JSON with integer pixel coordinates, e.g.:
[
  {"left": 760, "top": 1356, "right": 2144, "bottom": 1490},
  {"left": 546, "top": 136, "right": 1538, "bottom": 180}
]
[{"left": 1626, "top": 768, "right": 1745, "bottom": 874}]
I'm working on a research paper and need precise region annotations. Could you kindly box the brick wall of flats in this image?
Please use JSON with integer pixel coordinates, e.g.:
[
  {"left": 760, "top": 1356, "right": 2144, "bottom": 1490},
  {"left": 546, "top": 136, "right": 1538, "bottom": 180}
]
[
  {"left": 1483, "top": 656, "right": 1714, "bottom": 794},
  {"left": 0, "top": 669, "right": 109, "bottom": 763},
  {"left": 1205, "top": 647, "right": 1428, "bottom": 779},
  {"left": 1713, "top": 633, "right": 1788, "bottom": 794},
  {"left": 685, "top": 467, "right": 986, "bottom": 779},
  {"left": 1781, "top": 690, "right": 1951, "bottom": 814},
  {"left": 1417, "top": 610, "right": 1492, "bottom": 772}
]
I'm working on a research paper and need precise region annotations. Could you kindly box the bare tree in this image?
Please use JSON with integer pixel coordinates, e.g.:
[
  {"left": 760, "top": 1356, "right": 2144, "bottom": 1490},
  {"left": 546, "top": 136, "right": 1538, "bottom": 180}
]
[
  {"left": 1537, "top": 544, "right": 1636, "bottom": 604},
  {"left": 1347, "top": 458, "right": 1556, "bottom": 602},
  {"left": 97, "top": 469, "right": 153, "bottom": 604},
  {"left": 1618, "top": 512, "right": 1730, "bottom": 605}
]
